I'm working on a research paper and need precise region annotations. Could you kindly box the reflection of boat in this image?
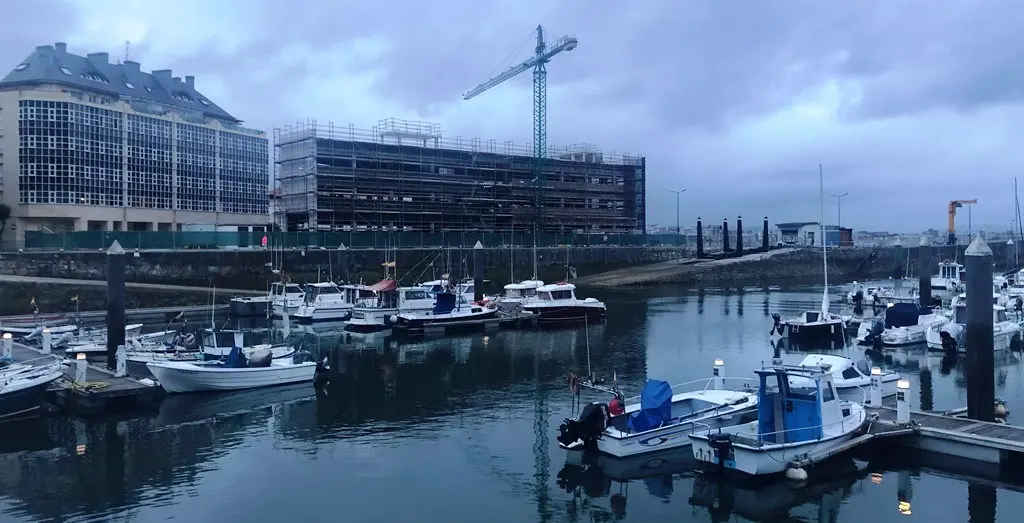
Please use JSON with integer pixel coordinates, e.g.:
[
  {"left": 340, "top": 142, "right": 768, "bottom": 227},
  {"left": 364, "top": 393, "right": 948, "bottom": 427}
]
[
  {"left": 155, "top": 381, "right": 316, "bottom": 426},
  {"left": 688, "top": 458, "right": 865, "bottom": 521},
  {"left": 690, "top": 364, "right": 868, "bottom": 476},
  {"left": 557, "top": 375, "right": 759, "bottom": 458}
]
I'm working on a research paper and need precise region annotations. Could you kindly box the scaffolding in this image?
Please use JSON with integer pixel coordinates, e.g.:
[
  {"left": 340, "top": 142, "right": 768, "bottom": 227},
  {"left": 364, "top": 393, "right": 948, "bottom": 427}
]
[{"left": 273, "top": 118, "right": 646, "bottom": 234}]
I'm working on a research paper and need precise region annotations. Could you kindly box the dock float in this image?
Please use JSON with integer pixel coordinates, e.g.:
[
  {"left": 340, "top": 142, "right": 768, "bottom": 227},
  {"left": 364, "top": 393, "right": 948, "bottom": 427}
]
[
  {"left": 864, "top": 405, "right": 1024, "bottom": 465},
  {"left": 0, "top": 304, "right": 228, "bottom": 327}
]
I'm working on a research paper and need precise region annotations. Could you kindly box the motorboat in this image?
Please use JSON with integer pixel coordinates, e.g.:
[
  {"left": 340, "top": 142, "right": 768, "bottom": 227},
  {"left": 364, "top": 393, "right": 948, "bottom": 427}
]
[
  {"left": 881, "top": 309, "right": 950, "bottom": 347},
  {"left": 393, "top": 291, "right": 498, "bottom": 334},
  {"left": 64, "top": 327, "right": 177, "bottom": 355},
  {"left": 522, "top": 282, "right": 606, "bottom": 324},
  {"left": 932, "top": 260, "right": 965, "bottom": 293},
  {"left": 0, "top": 360, "right": 64, "bottom": 419},
  {"left": 925, "top": 303, "right": 1022, "bottom": 352},
  {"left": 196, "top": 329, "right": 295, "bottom": 360},
  {"left": 492, "top": 279, "right": 545, "bottom": 307},
  {"left": 689, "top": 364, "right": 868, "bottom": 476},
  {"left": 796, "top": 354, "right": 900, "bottom": 402},
  {"left": 146, "top": 347, "right": 321, "bottom": 393},
  {"left": 229, "top": 295, "right": 271, "bottom": 317},
  {"left": 270, "top": 282, "right": 305, "bottom": 318},
  {"left": 855, "top": 303, "right": 951, "bottom": 347},
  {"left": 293, "top": 282, "right": 372, "bottom": 323},
  {"left": 556, "top": 369, "right": 759, "bottom": 458},
  {"left": 347, "top": 280, "right": 435, "bottom": 332}
]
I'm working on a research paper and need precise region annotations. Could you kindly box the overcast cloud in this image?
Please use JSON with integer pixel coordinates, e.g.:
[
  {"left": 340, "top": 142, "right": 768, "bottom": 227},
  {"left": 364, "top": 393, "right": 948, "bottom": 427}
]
[{"left": 5, "top": 0, "right": 1024, "bottom": 233}]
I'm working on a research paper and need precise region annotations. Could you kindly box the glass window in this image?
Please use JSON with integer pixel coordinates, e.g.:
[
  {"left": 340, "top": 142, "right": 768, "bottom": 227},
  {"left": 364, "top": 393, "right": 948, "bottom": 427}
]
[{"left": 841, "top": 367, "right": 860, "bottom": 380}]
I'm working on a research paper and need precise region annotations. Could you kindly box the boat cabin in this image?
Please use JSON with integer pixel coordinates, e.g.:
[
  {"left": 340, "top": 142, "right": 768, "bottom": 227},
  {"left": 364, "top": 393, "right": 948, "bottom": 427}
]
[
  {"left": 754, "top": 366, "right": 844, "bottom": 444},
  {"left": 503, "top": 280, "right": 544, "bottom": 300},
  {"left": 536, "top": 282, "right": 578, "bottom": 302},
  {"left": 270, "top": 283, "right": 304, "bottom": 299},
  {"left": 339, "top": 284, "right": 375, "bottom": 304},
  {"left": 201, "top": 329, "right": 251, "bottom": 350},
  {"left": 952, "top": 303, "right": 1010, "bottom": 324},
  {"left": 302, "top": 282, "right": 343, "bottom": 306},
  {"left": 419, "top": 279, "right": 450, "bottom": 296},
  {"left": 798, "top": 354, "right": 869, "bottom": 382}
]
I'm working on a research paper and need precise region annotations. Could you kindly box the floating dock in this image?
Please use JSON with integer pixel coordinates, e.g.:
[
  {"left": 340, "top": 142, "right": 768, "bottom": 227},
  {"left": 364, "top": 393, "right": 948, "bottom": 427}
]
[
  {"left": 0, "top": 304, "right": 228, "bottom": 327},
  {"left": 864, "top": 405, "right": 1024, "bottom": 465}
]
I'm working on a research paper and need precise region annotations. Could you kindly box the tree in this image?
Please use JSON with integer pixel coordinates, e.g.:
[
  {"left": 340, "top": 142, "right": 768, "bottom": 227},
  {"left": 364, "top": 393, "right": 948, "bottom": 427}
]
[{"left": 0, "top": 203, "right": 10, "bottom": 242}]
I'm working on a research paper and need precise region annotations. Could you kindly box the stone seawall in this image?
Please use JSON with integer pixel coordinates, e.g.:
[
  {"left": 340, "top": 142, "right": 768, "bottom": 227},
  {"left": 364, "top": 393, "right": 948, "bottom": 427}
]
[
  {"left": 0, "top": 246, "right": 687, "bottom": 291},
  {"left": 0, "top": 282, "right": 214, "bottom": 317}
]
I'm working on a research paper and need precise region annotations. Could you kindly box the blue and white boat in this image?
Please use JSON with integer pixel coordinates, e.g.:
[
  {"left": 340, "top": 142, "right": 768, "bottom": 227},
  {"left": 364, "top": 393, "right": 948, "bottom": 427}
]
[{"left": 689, "top": 364, "right": 868, "bottom": 477}]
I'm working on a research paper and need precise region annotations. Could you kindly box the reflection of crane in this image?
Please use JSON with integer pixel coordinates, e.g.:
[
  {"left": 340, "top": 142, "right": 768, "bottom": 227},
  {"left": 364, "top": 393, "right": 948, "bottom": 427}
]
[
  {"left": 463, "top": 25, "right": 578, "bottom": 231},
  {"left": 948, "top": 199, "right": 978, "bottom": 245}
]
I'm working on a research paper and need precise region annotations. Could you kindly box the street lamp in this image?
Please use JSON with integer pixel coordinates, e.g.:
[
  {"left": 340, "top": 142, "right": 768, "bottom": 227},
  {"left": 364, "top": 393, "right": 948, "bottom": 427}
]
[
  {"left": 829, "top": 192, "right": 849, "bottom": 229},
  {"left": 670, "top": 189, "right": 687, "bottom": 234}
]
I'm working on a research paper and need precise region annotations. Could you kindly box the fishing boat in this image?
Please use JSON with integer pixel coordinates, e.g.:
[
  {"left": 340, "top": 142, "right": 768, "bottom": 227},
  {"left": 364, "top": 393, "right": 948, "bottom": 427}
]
[
  {"left": 347, "top": 281, "right": 434, "bottom": 332},
  {"left": 229, "top": 295, "right": 271, "bottom": 317},
  {"left": 270, "top": 282, "right": 306, "bottom": 318},
  {"left": 522, "top": 282, "right": 606, "bottom": 324},
  {"left": 925, "top": 302, "right": 1022, "bottom": 352},
  {"left": 293, "top": 282, "right": 373, "bottom": 323},
  {"left": 689, "top": 364, "right": 868, "bottom": 476},
  {"left": 932, "top": 260, "right": 965, "bottom": 293},
  {"left": 0, "top": 360, "right": 64, "bottom": 419},
  {"left": 555, "top": 364, "right": 759, "bottom": 458},
  {"left": 392, "top": 291, "right": 498, "bottom": 335},
  {"left": 146, "top": 347, "right": 322, "bottom": 393},
  {"left": 795, "top": 354, "right": 900, "bottom": 402},
  {"left": 64, "top": 326, "right": 178, "bottom": 355}
]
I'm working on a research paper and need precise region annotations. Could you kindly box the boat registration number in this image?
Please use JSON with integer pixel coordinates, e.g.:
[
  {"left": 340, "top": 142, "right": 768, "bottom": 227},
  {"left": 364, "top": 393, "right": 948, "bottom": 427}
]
[{"left": 695, "top": 447, "right": 736, "bottom": 469}]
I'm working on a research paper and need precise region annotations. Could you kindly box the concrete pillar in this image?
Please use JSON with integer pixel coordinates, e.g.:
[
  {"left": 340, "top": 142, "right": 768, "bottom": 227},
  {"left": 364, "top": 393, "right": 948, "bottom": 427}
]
[
  {"left": 106, "top": 240, "right": 127, "bottom": 371},
  {"left": 696, "top": 217, "right": 704, "bottom": 258},
  {"left": 735, "top": 215, "right": 743, "bottom": 255},
  {"left": 115, "top": 345, "right": 127, "bottom": 377},
  {"left": 473, "top": 241, "right": 484, "bottom": 302},
  {"left": 722, "top": 218, "right": 730, "bottom": 252},
  {"left": 893, "top": 241, "right": 905, "bottom": 281},
  {"left": 918, "top": 237, "right": 932, "bottom": 308},
  {"left": 762, "top": 216, "right": 769, "bottom": 250},
  {"left": 965, "top": 235, "right": 995, "bottom": 422}
]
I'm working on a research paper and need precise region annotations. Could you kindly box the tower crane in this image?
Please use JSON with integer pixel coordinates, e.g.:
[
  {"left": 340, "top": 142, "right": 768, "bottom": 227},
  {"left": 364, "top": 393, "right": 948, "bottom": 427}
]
[
  {"left": 463, "top": 26, "right": 578, "bottom": 232},
  {"left": 948, "top": 199, "right": 978, "bottom": 245}
]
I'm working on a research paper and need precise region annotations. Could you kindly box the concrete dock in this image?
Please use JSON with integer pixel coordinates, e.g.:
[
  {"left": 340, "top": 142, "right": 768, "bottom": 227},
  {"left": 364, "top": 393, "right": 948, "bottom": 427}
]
[
  {"left": 0, "top": 274, "right": 264, "bottom": 295},
  {"left": 0, "top": 304, "right": 229, "bottom": 326},
  {"left": 865, "top": 405, "right": 1024, "bottom": 465}
]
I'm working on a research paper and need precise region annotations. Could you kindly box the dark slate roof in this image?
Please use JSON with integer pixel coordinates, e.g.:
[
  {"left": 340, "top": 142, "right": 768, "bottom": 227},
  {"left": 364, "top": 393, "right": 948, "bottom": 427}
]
[
  {"left": 1, "top": 42, "right": 239, "bottom": 123},
  {"left": 776, "top": 221, "right": 818, "bottom": 230}
]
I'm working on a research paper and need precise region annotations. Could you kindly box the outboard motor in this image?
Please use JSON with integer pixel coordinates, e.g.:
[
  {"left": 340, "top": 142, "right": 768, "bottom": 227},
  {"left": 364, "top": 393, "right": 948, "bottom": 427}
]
[
  {"left": 939, "top": 330, "right": 957, "bottom": 353},
  {"left": 557, "top": 402, "right": 610, "bottom": 451},
  {"left": 707, "top": 433, "right": 734, "bottom": 472}
]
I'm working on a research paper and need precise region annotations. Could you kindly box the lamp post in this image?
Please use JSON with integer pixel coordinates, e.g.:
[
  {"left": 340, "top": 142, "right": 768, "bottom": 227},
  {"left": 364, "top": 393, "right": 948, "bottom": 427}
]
[
  {"left": 670, "top": 189, "right": 687, "bottom": 234},
  {"left": 830, "top": 191, "right": 849, "bottom": 246}
]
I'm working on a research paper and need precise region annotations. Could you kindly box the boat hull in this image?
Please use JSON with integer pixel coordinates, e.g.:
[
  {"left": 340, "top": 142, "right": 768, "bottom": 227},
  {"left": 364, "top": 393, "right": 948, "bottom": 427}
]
[
  {"left": 593, "top": 404, "right": 760, "bottom": 458},
  {"left": 782, "top": 321, "right": 845, "bottom": 345},
  {"left": 393, "top": 309, "right": 499, "bottom": 334},
  {"left": 347, "top": 308, "right": 398, "bottom": 331},
  {"left": 146, "top": 361, "right": 317, "bottom": 393},
  {"left": 0, "top": 371, "right": 60, "bottom": 419},
  {"left": 293, "top": 304, "right": 353, "bottom": 323},
  {"left": 523, "top": 303, "right": 606, "bottom": 324}
]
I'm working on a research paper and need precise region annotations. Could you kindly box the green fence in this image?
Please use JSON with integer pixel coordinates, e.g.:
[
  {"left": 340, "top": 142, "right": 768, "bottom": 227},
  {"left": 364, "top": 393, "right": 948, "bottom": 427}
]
[{"left": 22, "top": 230, "right": 690, "bottom": 251}]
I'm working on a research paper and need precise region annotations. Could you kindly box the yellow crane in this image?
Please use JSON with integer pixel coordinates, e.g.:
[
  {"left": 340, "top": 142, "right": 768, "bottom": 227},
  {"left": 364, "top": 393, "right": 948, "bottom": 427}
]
[{"left": 948, "top": 199, "right": 978, "bottom": 245}]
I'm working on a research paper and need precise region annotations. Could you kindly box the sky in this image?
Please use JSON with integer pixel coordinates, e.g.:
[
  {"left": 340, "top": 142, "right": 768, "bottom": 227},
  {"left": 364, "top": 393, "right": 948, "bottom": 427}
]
[{"left": 4, "top": 0, "right": 1024, "bottom": 233}]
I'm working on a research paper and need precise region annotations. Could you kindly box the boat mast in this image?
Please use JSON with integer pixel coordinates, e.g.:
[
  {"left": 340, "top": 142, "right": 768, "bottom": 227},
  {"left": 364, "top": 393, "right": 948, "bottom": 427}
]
[
  {"left": 532, "top": 224, "right": 538, "bottom": 280},
  {"left": 819, "top": 163, "right": 830, "bottom": 317}
]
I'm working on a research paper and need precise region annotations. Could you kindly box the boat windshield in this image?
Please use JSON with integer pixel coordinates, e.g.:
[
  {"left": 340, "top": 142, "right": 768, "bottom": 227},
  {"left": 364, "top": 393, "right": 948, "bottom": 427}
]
[
  {"left": 304, "top": 285, "right": 340, "bottom": 304},
  {"left": 285, "top": 284, "right": 303, "bottom": 295},
  {"left": 404, "top": 290, "right": 429, "bottom": 300},
  {"left": 506, "top": 288, "right": 522, "bottom": 298}
]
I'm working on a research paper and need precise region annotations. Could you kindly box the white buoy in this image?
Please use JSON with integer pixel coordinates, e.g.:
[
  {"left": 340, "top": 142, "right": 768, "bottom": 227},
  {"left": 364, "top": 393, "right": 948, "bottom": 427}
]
[
  {"left": 115, "top": 344, "right": 127, "bottom": 378},
  {"left": 995, "top": 403, "right": 1008, "bottom": 418},
  {"left": 896, "top": 379, "right": 911, "bottom": 424},
  {"left": 41, "top": 327, "right": 52, "bottom": 353},
  {"left": 712, "top": 358, "right": 725, "bottom": 390},
  {"left": 390, "top": 315, "right": 398, "bottom": 324},
  {"left": 1, "top": 332, "right": 11, "bottom": 360},
  {"left": 870, "top": 367, "right": 883, "bottom": 406},
  {"left": 785, "top": 466, "right": 808, "bottom": 482},
  {"left": 74, "top": 353, "right": 88, "bottom": 384}
]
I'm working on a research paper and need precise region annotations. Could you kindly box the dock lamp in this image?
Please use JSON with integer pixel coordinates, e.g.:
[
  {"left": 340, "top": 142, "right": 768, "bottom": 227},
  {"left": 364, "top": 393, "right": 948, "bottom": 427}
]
[
  {"left": 869, "top": 367, "right": 883, "bottom": 406},
  {"left": 41, "top": 327, "right": 52, "bottom": 353},
  {"left": 896, "top": 379, "right": 911, "bottom": 424},
  {"left": 1, "top": 332, "right": 11, "bottom": 360},
  {"left": 712, "top": 359, "right": 725, "bottom": 390}
]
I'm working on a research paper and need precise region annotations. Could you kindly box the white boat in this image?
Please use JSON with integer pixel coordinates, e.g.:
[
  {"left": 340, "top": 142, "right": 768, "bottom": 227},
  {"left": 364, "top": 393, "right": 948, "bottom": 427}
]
[
  {"left": 228, "top": 295, "right": 271, "bottom": 317},
  {"left": 522, "top": 282, "right": 606, "bottom": 324},
  {"left": 556, "top": 373, "right": 759, "bottom": 458},
  {"left": 348, "top": 280, "right": 434, "bottom": 331},
  {"left": 795, "top": 354, "right": 900, "bottom": 402},
  {"left": 925, "top": 303, "right": 1022, "bottom": 352},
  {"left": 66, "top": 327, "right": 177, "bottom": 355},
  {"left": 690, "top": 364, "right": 868, "bottom": 477},
  {"left": 293, "top": 282, "right": 372, "bottom": 323},
  {"left": 270, "top": 282, "right": 306, "bottom": 318},
  {"left": 393, "top": 292, "right": 498, "bottom": 333},
  {"left": 494, "top": 279, "right": 545, "bottom": 307},
  {"left": 0, "top": 361, "right": 64, "bottom": 419},
  {"left": 146, "top": 348, "right": 319, "bottom": 393},
  {"left": 932, "top": 260, "right": 965, "bottom": 293}
]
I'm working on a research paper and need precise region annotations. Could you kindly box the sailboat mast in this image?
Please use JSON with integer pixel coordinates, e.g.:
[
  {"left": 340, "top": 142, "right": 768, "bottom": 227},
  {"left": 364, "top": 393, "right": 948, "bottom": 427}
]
[
  {"left": 819, "top": 163, "right": 829, "bottom": 316},
  {"left": 532, "top": 224, "right": 538, "bottom": 280}
]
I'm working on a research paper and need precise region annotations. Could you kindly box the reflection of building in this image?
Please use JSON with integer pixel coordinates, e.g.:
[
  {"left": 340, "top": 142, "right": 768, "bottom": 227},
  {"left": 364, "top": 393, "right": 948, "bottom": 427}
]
[
  {"left": 777, "top": 222, "right": 853, "bottom": 247},
  {"left": 273, "top": 118, "right": 646, "bottom": 234},
  {"left": 0, "top": 42, "right": 269, "bottom": 246}
]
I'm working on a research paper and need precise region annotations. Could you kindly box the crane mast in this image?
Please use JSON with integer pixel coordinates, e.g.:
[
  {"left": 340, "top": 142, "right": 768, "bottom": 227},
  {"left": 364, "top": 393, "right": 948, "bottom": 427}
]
[
  {"left": 463, "top": 25, "right": 578, "bottom": 232},
  {"left": 947, "top": 199, "right": 978, "bottom": 245}
]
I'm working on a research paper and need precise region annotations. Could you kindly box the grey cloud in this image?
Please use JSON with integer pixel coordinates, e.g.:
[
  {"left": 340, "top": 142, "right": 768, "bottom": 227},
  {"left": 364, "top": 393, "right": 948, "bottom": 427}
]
[{"left": 1, "top": 0, "right": 78, "bottom": 76}]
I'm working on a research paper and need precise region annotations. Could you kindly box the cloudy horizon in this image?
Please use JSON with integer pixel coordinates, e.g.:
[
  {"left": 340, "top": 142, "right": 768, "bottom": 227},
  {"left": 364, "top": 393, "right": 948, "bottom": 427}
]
[{"left": 5, "top": 0, "right": 1024, "bottom": 234}]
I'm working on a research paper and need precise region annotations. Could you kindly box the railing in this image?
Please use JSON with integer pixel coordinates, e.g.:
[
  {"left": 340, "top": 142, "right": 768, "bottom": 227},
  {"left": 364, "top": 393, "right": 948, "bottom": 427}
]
[{"left": 622, "top": 376, "right": 759, "bottom": 403}]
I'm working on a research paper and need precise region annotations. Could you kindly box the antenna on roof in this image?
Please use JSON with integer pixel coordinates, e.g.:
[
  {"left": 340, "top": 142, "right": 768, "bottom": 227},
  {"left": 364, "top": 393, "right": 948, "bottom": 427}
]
[{"left": 124, "top": 41, "right": 130, "bottom": 62}]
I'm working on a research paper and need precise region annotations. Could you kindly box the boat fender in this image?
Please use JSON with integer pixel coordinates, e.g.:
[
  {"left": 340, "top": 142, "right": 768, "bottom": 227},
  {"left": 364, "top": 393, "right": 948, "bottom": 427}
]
[
  {"left": 389, "top": 315, "right": 398, "bottom": 324},
  {"left": 785, "top": 466, "right": 808, "bottom": 482},
  {"left": 248, "top": 349, "right": 273, "bottom": 368},
  {"left": 608, "top": 396, "right": 624, "bottom": 416}
]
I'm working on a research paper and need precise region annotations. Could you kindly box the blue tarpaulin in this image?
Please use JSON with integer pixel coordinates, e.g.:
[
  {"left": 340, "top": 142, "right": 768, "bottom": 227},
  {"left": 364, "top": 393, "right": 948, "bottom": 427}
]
[
  {"left": 885, "top": 303, "right": 928, "bottom": 329},
  {"left": 433, "top": 292, "right": 456, "bottom": 314},
  {"left": 627, "top": 379, "right": 673, "bottom": 433}
]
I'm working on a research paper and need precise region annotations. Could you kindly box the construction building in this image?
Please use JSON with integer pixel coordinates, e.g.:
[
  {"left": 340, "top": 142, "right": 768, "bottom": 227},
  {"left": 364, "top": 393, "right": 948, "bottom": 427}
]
[
  {"left": 0, "top": 42, "right": 269, "bottom": 247},
  {"left": 273, "top": 119, "right": 646, "bottom": 235}
]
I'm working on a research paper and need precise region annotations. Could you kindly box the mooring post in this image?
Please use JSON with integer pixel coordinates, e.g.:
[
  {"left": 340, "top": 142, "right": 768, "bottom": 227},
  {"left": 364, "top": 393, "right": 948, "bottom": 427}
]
[
  {"left": 736, "top": 215, "right": 744, "bottom": 255},
  {"left": 115, "top": 344, "right": 127, "bottom": 378},
  {"left": 1, "top": 332, "right": 11, "bottom": 360},
  {"left": 918, "top": 237, "right": 932, "bottom": 308},
  {"left": 696, "top": 217, "right": 704, "bottom": 258},
  {"left": 74, "top": 353, "right": 87, "bottom": 384},
  {"left": 473, "top": 240, "right": 484, "bottom": 303},
  {"left": 893, "top": 241, "right": 905, "bottom": 283},
  {"left": 965, "top": 235, "right": 995, "bottom": 422},
  {"left": 722, "top": 218, "right": 730, "bottom": 252},
  {"left": 712, "top": 358, "right": 725, "bottom": 390},
  {"left": 41, "top": 327, "right": 52, "bottom": 354},
  {"left": 896, "top": 379, "right": 911, "bottom": 423},
  {"left": 869, "top": 367, "right": 882, "bottom": 406},
  {"left": 762, "top": 216, "right": 769, "bottom": 250},
  {"left": 106, "top": 240, "right": 127, "bottom": 371}
]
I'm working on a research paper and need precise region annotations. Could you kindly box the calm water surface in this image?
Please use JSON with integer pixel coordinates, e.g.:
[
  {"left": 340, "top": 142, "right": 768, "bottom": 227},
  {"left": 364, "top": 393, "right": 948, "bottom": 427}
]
[{"left": 2, "top": 286, "right": 1024, "bottom": 522}]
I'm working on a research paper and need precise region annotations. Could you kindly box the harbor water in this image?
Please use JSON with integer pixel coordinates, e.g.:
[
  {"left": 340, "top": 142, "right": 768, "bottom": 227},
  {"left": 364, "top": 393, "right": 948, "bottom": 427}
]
[{"left": 1, "top": 286, "right": 1023, "bottom": 522}]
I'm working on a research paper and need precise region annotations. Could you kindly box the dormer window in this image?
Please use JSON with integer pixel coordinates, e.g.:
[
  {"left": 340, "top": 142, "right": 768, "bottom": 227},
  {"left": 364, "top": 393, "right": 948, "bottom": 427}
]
[
  {"left": 171, "top": 91, "right": 194, "bottom": 102},
  {"left": 199, "top": 98, "right": 210, "bottom": 106},
  {"left": 82, "top": 71, "right": 109, "bottom": 84},
  {"left": 14, "top": 63, "right": 28, "bottom": 71},
  {"left": 144, "top": 86, "right": 153, "bottom": 93},
  {"left": 60, "top": 66, "right": 72, "bottom": 75},
  {"left": 124, "top": 81, "right": 135, "bottom": 89}
]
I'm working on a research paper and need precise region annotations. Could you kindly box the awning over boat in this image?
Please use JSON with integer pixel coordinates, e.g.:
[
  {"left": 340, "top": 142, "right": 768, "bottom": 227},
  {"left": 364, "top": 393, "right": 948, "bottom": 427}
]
[
  {"left": 627, "top": 379, "right": 673, "bottom": 433},
  {"left": 884, "top": 302, "right": 928, "bottom": 329},
  {"left": 368, "top": 279, "right": 397, "bottom": 292}
]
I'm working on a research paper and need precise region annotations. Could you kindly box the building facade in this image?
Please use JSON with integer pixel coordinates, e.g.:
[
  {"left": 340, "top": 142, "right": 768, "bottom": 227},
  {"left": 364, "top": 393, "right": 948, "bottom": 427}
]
[
  {"left": 273, "top": 119, "right": 646, "bottom": 234},
  {"left": 0, "top": 42, "right": 269, "bottom": 246},
  {"left": 777, "top": 222, "right": 853, "bottom": 247}
]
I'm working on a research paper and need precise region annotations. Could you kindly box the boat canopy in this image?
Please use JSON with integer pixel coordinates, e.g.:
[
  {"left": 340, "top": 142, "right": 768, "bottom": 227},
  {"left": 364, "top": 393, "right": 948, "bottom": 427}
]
[
  {"left": 368, "top": 279, "right": 397, "bottom": 292},
  {"left": 626, "top": 379, "right": 673, "bottom": 433},
  {"left": 433, "top": 292, "right": 457, "bottom": 314},
  {"left": 755, "top": 368, "right": 826, "bottom": 444},
  {"left": 884, "top": 303, "right": 929, "bottom": 329}
]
